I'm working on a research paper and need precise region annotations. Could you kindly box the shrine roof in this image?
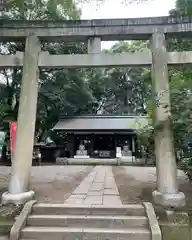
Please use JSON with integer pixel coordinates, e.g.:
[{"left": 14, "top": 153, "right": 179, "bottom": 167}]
[{"left": 53, "top": 115, "right": 149, "bottom": 132}]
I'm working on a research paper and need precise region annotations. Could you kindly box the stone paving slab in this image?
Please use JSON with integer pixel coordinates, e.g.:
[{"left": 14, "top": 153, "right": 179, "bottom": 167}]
[
  {"left": 65, "top": 198, "right": 84, "bottom": 204},
  {"left": 103, "top": 195, "right": 122, "bottom": 205},
  {"left": 69, "top": 194, "right": 86, "bottom": 199},
  {"left": 64, "top": 166, "right": 122, "bottom": 205},
  {"left": 89, "top": 183, "right": 104, "bottom": 191},
  {"left": 104, "top": 189, "right": 119, "bottom": 195},
  {"left": 87, "top": 191, "right": 104, "bottom": 196},
  {"left": 84, "top": 196, "right": 103, "bottom": 205}
]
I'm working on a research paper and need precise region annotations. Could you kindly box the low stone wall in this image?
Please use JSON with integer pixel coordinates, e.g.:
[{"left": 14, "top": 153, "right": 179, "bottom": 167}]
[
  {"left": 158, "top": 209, "right": 191, "bottom": 240},
  {"left": 67, "top": 158, "right": 118, "bottom": 165},
  {"left": 0, "top": 221, "right": 13, "bottom": 235},
  {"left": 160, "top": 223, "right": 191, "bottom": 240},
  {"left": 0, "top": 204, "right": 22, "bottom": 235},
  {"left": 56, "top": 157, "right": 145, "bottom": 166}
]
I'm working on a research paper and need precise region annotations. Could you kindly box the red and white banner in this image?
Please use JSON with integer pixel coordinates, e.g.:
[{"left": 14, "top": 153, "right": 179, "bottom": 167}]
[{"left": 10, "top": 122, "right": 17, "bottom": 154}]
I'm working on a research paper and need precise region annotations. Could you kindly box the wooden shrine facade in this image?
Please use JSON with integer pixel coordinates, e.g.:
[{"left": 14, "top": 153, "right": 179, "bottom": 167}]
[{"left": 53, "top": 115, "right": 148, "bottom": 159}]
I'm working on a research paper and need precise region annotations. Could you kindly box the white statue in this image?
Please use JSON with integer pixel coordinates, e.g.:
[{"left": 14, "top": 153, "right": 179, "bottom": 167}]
[
  {"left": 122, "top": 141, "right": 132, "bottom": 157},
  {"left": 76, "top": 141, "right": 87, "bottom": 156}
]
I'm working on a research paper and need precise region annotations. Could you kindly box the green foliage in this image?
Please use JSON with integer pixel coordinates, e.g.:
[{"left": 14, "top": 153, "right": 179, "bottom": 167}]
[
  {"left": 137, "top": 124, "right": 155, "bottom": 164},
  {"left": 0, "top": 0, "right": 93, "bottom": 141},
  {"left": 4, "top": 0, "right": 81, "bottom": 20},
  {"left": 167, "top": 5, "right": 192, "bottom": 179},
  {"left": 180, "top": 158, "right": 192, "bottom": 182},
  {"left": 98, "top": 41, "right": 151, "bottom": 115},
  {"left": 176, "top": 0, "right": 192, "bottom": 15},
  {"left": 135, "top": 0, "right": 192, "bottom": 170},
  {"left": 170, "top": 69, "right": 192, "bottom": 150}
]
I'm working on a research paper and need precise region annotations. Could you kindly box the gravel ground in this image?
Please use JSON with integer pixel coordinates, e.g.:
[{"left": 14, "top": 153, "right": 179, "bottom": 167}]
[
  {"left": 0, "top": 165, "right": 190, "bottom": 205},
  {"left": 113, "top": 166, "right": 191, "bottom": 205},
  {"left": 0, "top": 166, "right": 93, "bottom": 203}
]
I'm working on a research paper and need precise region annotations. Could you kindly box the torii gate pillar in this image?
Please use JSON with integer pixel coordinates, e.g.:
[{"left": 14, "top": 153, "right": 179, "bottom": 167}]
[
  {"left": 2, "top": 35, "right": 40, "bottom": 204},
  {"left": 151, "top": 31, "right": 186, "bottom": 208}
]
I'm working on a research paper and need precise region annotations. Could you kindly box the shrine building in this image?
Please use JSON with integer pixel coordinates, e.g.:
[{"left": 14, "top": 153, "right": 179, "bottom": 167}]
[{"left": 53, "top": 115, "right": 149, "bottom": 163}]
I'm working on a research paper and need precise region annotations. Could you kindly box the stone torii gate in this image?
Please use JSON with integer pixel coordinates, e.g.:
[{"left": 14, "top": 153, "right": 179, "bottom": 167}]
[{"left": 0, "top": 16, "right": 191, "bottom": 207}]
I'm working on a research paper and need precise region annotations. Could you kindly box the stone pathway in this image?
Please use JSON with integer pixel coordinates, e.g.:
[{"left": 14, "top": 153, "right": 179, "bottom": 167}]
[{"left": 64, "top": 166, "right": 122, "bottom": 205}]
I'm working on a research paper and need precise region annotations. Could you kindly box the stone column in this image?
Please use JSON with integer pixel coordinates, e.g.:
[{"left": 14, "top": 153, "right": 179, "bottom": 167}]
[
  {"left": 2, "top": 35, "right": 41, "bottom": 204},
  {"left": 88, "top": 37, "right": 101, "bottom": 54},
  {"left": 151, "top": 31, "right": 185, "bottom": 208}
]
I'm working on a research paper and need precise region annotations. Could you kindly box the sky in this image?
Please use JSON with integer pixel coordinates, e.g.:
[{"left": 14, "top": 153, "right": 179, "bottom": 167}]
[{"left": 78, "top": 0, "right": 175, "bottom": 49}]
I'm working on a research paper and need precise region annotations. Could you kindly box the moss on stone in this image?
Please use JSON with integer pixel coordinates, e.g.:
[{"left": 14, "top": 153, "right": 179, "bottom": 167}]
[
  {"left": 0, "top": 204, "right": 21, "bottom": 221},
  {"left": 0, "top": 204, "right": 21, "bottom": 234},
  {"left": 173, "top": 212, "right": 189, "bottom": 224}
]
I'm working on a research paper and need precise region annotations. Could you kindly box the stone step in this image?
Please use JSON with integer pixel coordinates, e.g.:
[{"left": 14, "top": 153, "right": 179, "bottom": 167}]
[
  {"left": 32, "top": 204, "right": 145, "bottom": 216},
  {"left": 21, "top": 227, "right": 151, "bottom": 240},
  {"left": 27, "top": 215, "right": 148, "bottom": 228}
]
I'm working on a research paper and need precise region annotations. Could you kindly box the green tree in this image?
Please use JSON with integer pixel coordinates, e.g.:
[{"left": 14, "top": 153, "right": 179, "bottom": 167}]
[
  {"left": 3, "top": 0, "right": 81, "bottom": 20},
  {"left": 137, "top": 0, "right": 192, "bottom": 175},
  {"left": 176, "top": 0, "right": 192, "bottom": 15},
  {"left": 0, "top": 0, "right": 96, "bottom": 141},
  {"left": 169, "top": 0, "right": 192, "bottom": 151},
  {"left": 90, "top": 41, "right": 151, "bottom": 115}
]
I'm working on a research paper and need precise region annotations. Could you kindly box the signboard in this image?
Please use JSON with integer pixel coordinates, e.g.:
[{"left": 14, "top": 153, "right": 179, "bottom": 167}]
[
  {"left": 116, "top": 147, "right": 122, "bottom": 158},
  {"left": 0, "top": 131, "right": 6, "bottom": 158},
  {"left": 10, "top": 121, "right": 16, "bottom": 154}
]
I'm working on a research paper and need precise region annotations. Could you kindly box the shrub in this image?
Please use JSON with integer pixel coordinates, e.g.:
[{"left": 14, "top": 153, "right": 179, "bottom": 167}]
[
  {"left": 180, "top": 157, "right": 192, "bottom": 182},
  {"left": 137, "top": 124, "right": 155, "bottom": 165}
]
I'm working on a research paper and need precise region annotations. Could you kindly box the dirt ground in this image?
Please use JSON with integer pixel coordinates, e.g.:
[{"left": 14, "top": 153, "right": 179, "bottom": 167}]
[
  {"left": 112, "top": 166, "right": 192, "bottom": 239},
  {"left": 112, "top": 166, "right": 192, "bottom": 205},
  {"left": 0, "top": 165, "right": 191, "bottom": 205},
  {"left": 0, "top": 166, "right": 93, "bottom": 203}
]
